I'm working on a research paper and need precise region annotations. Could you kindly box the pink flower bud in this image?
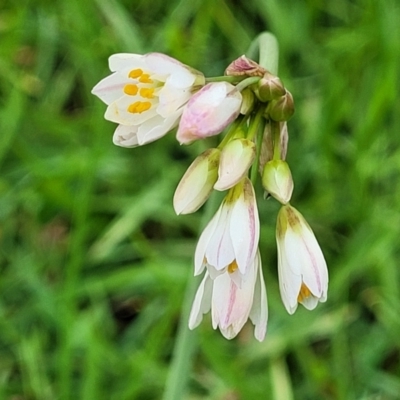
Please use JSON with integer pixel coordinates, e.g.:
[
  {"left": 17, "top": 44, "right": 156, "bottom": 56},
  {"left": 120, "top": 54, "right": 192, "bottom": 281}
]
[{"left": 176, "top": 82, "right": 242, "bottom": 144}]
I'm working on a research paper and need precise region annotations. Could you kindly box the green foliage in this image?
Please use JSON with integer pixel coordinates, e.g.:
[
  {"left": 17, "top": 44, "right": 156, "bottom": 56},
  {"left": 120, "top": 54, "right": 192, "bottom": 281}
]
[{"left": 0, "top": 0, "right": 400, "bottom": 398}]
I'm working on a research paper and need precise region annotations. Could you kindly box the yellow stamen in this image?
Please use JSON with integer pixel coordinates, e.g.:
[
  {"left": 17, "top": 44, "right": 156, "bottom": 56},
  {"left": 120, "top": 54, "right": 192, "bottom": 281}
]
[
  {"left": 139, "top": 87, "right": 155, "bottom": 99},
  {"left": 297, "top": 283, "right": 312, "bottom": 303},
  {"left": 128, "top": 68, "right": 143, "bottom": 79},
  {"left": 123, "top": 84, "right": 139, "bottom": 95},
  {"left": 139, "top": 73, "right": 153, "bottom": 83},
  {"left": 228, "top": 261, "right": 238, "bottom": 274},
  {"left": 127, "top": 101, "right": 152, "bottom": 114}
]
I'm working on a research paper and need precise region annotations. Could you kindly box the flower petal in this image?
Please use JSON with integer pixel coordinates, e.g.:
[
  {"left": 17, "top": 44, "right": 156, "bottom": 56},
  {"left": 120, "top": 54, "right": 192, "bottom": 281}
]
[
  {"left": 91, "top": 71, "right": 127, "bottom": 105},
  {"left": 112, "top": 124, "right": 139, "bottom": 147},
  {"left": 188, "top": 272, "right": 213, "bottom": 330},
  {"left": 108, "top": 53, "right": 145, "bottom": 72}
]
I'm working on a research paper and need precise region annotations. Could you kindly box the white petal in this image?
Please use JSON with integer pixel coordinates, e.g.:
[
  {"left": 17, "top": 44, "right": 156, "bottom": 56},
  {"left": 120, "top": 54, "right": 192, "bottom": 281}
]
[
  {"left": 136, "top": 110, "right": 180, "bottom": 145},
  {"left": 144, "top": 53, "right": 198, "bottom": 88},
  {"left": 206, "top": 202, "right": 235, "bottom": 271},
  {"left": 108, "top": 53, "right": 144, "bottom": 72},
  {"left": 91, "top": 71, "right": 127, "bottom": 105},
  {"left": 249, "top": 253, "right": 268, "bottom": 341},
  {"left": 300, "top": 295, "right": 319, "bottom": 310},
  {"left": 157, "top": 84, "right": 191, "bottom": 118},
  {"left": 214, "top": 139, "right": 256, "bottom": 191},
  {"left": 188, "top": 273, "right": 213, "bottom": 329},
  {"left": 112, "top": 125, "right": 139, "bottom": 147},
  {"left": 211, "top": 262, "right": 257, "bottom": 339},
  {"left": 229, "top": 178, "right": 259, "bottom": 274},
  {"left": 194, "top": 209, "right": 221, "bottom": 275},
  {"left": 105, "top": 96, "right": 158, "bottom": 125}
]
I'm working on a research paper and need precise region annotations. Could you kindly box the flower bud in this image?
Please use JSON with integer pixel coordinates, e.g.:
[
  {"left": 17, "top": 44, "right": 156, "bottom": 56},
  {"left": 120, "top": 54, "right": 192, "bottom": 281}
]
[
  {"left": 225, "top": 55, "right": 266, "bottom": 77},
  {"left": 240, "top": 88, "right": 255, "bottom": 115},
  {"left": 255, "top": 72, "right": 286, "bottom": 102},
  {"left": 177, "top": 82, "right": 243, "bottom": 144},
  {"left": 268, "top": 90, "right": 295, "bottom": 121},
  {"left": 173, "top": 148, "right": 220, "bottom": 215},
  {"left": 262, "top": 160, "right": 293, "bottom": 204},
  {"left": 214, "top": 138, "right": 256, "bottom": 191}
]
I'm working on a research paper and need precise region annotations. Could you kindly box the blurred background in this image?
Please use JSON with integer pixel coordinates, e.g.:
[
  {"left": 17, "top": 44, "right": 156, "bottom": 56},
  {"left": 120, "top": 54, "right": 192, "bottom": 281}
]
[{"left": 1, "top": 0, "right": 400, "bottom": 399}]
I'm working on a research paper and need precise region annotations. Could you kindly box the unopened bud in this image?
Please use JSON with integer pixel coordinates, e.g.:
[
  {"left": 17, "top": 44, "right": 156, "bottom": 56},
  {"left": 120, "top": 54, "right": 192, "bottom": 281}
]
[
  {"left": 255, "top": 72, "right": 286, "bottom": 102},
  {"left": 214, "top": 138, "right": 256, "bottom": 191},
  {"left": 173, "top": 148, "right": 221, "bottom": 214},
  {"left": 225, "top": 55, "right": 266, "bottom": 77},
  {"left": 268, "top": 90, "right": 295, "bottom": 121},
  {"left": 240, "top": 88, "right": 255, "bottom": 114},
  {"left": 262, "top": 159, "right": 293, "bottom": 204}
]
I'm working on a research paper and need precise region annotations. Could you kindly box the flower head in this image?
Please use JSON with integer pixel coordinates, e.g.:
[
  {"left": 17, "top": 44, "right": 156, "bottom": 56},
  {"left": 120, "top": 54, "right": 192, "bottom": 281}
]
[
  {"left": 176, "top": 82, "right": 242, "bottom": 144},
  {"left": 276, "top": 205, "right": 328, "bottom": 314},
  {"left": 189, "top": 251, "right": 268, "bottom": 341},
  {"left": 92, "top": 53, "right": 205, "bottom": 147},
  {"left": 195, "top": 177, "right": 259, "bottom": 280}
]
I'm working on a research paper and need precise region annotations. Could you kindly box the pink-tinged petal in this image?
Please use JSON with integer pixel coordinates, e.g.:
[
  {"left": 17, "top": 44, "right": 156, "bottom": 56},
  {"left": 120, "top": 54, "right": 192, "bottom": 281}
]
[
  {"left": 112, "top": 125, "right": 139, "bottom": 148},
  {"left": 136, "top": 110, "right": 181, "bottom": 145},
  {"left": 276, "top": 205, "right": 328, "bottom": 314},
  {"left": 206, "top": 202, "right": 235, "bottom": 271},
  {"left": 188, "top": 272, "right": 213, "bottom": 330},
  {"left": 249, "top": 253, "right": 268, "bottom": 341},
  {"left": 176, "top": 82, "right": 242, "bottom": 145},
  {"left": 173, "top": 148, "right": 220, "bottom": 215},
  {"left": 91, "top": 71, "right": 128, "bottom": 105},
  {"left": 211, "top": 259, "right": 257, "bottom": 339},
  {"left": 108, "top": 53, "right": 144, "bottom": 72},
  {"left": 229, "top": 178, "right": 259, "bottom": 274},
  {"left": 105, "top": 96, "right": 158, "bottom": 125},
  {"left": 214, "top": 138, "right": 256, "bottom": 191},
  {"left": 194, "top": 209, "right": 221, "bottom": 275},
  {"left": 144, "top": 53, "right": 200, "bottom": 88}
]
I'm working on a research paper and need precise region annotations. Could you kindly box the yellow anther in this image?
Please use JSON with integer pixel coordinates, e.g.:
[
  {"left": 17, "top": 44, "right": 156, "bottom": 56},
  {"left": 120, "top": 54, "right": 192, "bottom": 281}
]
[
  {"left": 128, "top": 69, "right": 143, "bottom": 79},
  {"left": 139, "top": 87, "right": 155, "bottom": 99},
  {"left": 297, "top": 283, "right": 312, "bottom": 303},
  {"left": 228, "top": 261, "right": 238, "bottom": 274},
  {"left": 127, "top": 101, "right": 152, "bottom": 114},
  {"left": 123, "top": 84, "right": 139, "bottom": 96},
  {"left": 139, "top": 73, "right": 153, "bottom": 83}
]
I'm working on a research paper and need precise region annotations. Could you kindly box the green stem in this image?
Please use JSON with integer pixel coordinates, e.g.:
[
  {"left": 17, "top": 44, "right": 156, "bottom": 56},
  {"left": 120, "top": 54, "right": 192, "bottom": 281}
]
[
  {"left": 205, "top": 75, "right": 244, "bottom": 83},
  {"left": 272, "top": 121, "right": 282, "bottom": 160},
  {"left": 250, "top": 110, "right": 266, "bottom": 185},
  {"left": 246, "top": 32, "right": 279, "bottom": 75},
  {"left": 162, "top": 192, "right": 219, "bottom": 400}
]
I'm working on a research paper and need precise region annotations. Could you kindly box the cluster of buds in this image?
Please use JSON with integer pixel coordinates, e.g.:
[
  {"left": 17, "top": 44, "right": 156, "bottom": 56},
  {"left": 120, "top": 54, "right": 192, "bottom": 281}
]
[{"left": 92, "top": 52, "right": 328, "bottom": 341}]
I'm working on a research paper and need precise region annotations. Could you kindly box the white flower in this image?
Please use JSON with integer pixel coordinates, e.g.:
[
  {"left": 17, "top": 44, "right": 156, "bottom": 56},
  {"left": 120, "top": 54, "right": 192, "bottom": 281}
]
[
  {"left": 92, "top": 53, "right": 205, "bottom": 147},
  {"left": 189, "top": 251, "right": 268, "bottom": 341},
  {"left": 276, "top": 205, "right": 328, "bottom": 314},
  {"left": 173, "top": 148, "right": 220, "bottom": 215},
  {"left": 176, "top": 82, "right": 242, "bottom": 145},
  {"left": 262, "top": 159, "right": 294, "bottom": 204},
  {"left": 194, "top": 177, "right": 259, "bottom": 280}
]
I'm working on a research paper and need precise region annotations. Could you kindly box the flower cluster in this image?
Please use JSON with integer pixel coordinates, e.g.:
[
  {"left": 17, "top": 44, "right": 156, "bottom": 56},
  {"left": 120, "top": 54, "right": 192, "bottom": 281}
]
[{"left": 92, "top": 51, "right": 328, "bottom": 341}]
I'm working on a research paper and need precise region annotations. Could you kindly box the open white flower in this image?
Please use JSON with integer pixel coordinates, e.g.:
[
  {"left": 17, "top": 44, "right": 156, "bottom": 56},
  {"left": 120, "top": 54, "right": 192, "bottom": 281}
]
[
  {"left": 276, "top": 205, "right": 328, "bottom": 314},
  {"left": 92, "top": 53, "right": 205, "bottom": 147},
  {"left": 194, "top": 177, "right": 259, "bottom": 280},
  {"left": 189, "top": 251, "right": 268, "bottom": 341}
]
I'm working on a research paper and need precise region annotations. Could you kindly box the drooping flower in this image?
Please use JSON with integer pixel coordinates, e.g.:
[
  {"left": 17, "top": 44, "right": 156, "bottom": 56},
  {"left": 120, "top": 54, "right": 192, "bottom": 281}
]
[
  {"left": 195, "top": 177, "right": 259, "bottom": 280},
  {"left": 214, "top": 138, "right": 256, "bottom": 191},
  {"left": 276, "top": 205, "right": 328, "bottom": 314},
  {"left": 189, "top": 251, "right": 268, "bottom": 341},
  {"left": 173, "top": 148, "right": 221, "bottom": 215},
  {"left": 176, "top": 82, "right": 243, "bottom": 144},
  {"left": 92, "top": 53, "right": 205, "bottom": 147}
]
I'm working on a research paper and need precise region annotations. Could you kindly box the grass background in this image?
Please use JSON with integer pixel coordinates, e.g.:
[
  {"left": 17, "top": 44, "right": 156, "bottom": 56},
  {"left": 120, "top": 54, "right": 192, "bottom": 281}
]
[{"left": 1, "top": 0, "right": 400, "bottom": 399}]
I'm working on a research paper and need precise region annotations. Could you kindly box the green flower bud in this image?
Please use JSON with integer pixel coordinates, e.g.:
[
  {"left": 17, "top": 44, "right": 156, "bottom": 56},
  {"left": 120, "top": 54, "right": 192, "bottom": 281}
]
[
  {"left": 262, "top": 159, "right": 293, "bottom": 204},
  {"left": 268, "top": 90, "right": 295, "bottom": 121},
  {"left": 255, "top": 72, "right": 286, "bottom": 102}
]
